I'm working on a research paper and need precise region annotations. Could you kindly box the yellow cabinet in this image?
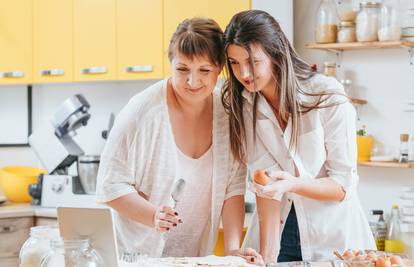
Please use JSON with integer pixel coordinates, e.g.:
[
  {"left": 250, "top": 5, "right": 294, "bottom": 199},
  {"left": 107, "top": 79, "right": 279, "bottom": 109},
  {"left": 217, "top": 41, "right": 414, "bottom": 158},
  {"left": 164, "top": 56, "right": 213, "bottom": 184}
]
[
  {"left": 33, "top": 0, "right": 73, "bottom": 83},
  {"left": 74, "top": 0, "right": 116, "bottom": 82},
  {"left": 117, "top": 0, "right": 163, "bottom": 80},
  {"left": 0, "top": 0, "right": 32, "bottom": 84},
  {"left": 163, "top": 0, "right": 251, "bottom": 76}
]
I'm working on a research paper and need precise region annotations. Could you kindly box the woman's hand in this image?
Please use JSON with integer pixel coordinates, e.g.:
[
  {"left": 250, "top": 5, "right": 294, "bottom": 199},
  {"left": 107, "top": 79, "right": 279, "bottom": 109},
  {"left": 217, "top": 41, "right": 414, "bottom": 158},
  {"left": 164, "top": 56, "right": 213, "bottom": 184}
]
[
  {"left": 153, "top": 205, "right": 182, "bottom": 233},
  {"left": 228, "top": 248, "right": 265, "bottom": 266},
  {"left": 254, "top": 171, "right": 299, "bottom": 200}
]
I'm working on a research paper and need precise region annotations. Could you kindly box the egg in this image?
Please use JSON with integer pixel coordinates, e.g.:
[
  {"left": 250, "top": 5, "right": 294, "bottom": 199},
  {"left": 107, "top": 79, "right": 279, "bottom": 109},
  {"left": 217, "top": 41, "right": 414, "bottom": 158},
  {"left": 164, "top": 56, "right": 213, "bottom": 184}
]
[
  {"left": 343, "top": 250, "right": 355, "bottom": 260},
  {"left": 254, "top": 170, "right": 270, "bottom": 185},
  {"left": 376, "top": 257, "right": 391, "bottom": 267},
  {"left": 389, "top": 255, "right": 402, "bottom": 265}
]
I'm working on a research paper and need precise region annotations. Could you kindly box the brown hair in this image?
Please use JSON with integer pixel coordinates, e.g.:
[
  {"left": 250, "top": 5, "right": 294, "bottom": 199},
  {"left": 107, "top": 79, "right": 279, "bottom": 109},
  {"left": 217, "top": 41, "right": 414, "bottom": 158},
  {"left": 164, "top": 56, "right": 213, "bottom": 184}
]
[
  {"left": 168, "top": 17, "right": 225, "bottom": 67},
  {"left": 222, "top": 10, "right": 342, "bottom": 163}
]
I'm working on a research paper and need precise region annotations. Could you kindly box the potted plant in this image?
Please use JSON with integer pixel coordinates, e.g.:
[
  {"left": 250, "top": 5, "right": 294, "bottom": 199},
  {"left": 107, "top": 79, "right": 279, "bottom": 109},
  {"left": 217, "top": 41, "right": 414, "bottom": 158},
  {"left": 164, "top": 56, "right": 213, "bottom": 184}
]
[{"left": 356, "top": 125, "right": 374, "bottom": 162}]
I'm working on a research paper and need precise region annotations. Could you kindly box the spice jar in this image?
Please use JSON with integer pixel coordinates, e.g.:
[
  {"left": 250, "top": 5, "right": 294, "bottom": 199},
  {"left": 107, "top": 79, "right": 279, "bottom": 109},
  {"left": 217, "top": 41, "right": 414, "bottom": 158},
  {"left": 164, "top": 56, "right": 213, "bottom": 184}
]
[
  {"left": 40, "top": 239, "right": 104, "bottom": 267},
  {"left": 338, "top": 21, "right": 357, "bottom": 42},
  {"left": 356, "top": 2, "right": 382, "bottom": 42},
  {"left": 19, "top": 225, "right": 60, "bottom": 267},
  {"left": 378, "top": 0, "right": 401, "bottom": 41},
  {"left": 315, "top": 0, "right": 338, "bottom": 43},
  {"left": 336, "top": 0, "right": 359, "bottom": 22},
  {"left": 323, "top": 62, "right": 336, "bottom": 77}
]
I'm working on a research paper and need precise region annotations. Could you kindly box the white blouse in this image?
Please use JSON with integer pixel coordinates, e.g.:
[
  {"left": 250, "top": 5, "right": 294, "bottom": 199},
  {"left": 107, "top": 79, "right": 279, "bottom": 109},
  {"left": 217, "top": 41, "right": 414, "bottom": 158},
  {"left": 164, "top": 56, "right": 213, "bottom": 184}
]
[
  {"left": 96, "top": 79, "right": 246, "bottom": 257},
  {"left": 242, "top": 74, "right": 376, "bottom": 261},
  {"left": 162, "top": 146, "right": 213, "bottom": 257}
]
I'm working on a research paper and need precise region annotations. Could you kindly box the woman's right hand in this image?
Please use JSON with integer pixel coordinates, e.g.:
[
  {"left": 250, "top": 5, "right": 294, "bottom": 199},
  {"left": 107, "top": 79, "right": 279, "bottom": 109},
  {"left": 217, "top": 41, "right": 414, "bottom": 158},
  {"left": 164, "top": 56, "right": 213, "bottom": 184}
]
[{"left": 153, "top": 205, "right": 182, "bottom": 233}]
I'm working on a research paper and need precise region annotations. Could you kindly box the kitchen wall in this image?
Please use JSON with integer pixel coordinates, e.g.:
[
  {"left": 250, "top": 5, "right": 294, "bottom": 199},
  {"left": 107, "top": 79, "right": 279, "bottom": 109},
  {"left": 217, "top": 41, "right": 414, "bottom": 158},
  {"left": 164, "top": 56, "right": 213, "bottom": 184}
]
[{"left": 294, "top": 0, "right": 414, "bottom": 215}]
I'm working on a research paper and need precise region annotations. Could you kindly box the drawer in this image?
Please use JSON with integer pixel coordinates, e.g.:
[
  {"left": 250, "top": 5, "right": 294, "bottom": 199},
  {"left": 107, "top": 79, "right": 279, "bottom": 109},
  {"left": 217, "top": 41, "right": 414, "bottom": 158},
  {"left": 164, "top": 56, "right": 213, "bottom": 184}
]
[{"left": 0, "top": 217, "right": 33, "bottom": 258}]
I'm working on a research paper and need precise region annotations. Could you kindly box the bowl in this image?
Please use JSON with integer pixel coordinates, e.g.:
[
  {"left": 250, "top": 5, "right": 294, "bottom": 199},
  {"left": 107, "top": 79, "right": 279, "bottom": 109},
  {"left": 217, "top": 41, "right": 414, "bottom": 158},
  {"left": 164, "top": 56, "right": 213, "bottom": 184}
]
[{"left": 0, "top": 166, "right": 46, "bottom": 202}]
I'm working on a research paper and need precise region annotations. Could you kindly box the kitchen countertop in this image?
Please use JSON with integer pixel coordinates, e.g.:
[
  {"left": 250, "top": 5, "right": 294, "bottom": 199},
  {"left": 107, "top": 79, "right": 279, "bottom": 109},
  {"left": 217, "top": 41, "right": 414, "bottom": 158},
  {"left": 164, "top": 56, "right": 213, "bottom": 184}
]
[
  {"left": 0, "top": 202, "right": 57, "bottom": 219},
  {"left": 0, "top": 202, "right": 254, "bottom": 227}
]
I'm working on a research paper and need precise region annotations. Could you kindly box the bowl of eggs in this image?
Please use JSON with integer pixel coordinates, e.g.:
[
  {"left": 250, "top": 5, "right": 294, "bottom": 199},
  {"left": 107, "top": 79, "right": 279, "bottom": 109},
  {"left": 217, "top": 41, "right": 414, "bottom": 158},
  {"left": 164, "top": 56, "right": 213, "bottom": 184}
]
[{"left": 335, "top": 250, "right": 405, "bottom": 267}]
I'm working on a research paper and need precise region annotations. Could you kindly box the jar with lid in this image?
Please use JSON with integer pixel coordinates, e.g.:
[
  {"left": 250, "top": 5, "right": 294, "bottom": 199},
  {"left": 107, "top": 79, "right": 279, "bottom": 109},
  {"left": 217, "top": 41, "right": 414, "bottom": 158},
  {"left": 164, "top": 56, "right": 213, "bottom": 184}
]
[
  {"left": 40, "top": 239, "right": 104, "bottom": 267},
  {"left": 338, "top": 21, "right": 357, "bottom": 42},
  {"left": 323, "top": 62, "right": 336, "bottom": 77},
  {"left": 315, "top": 0, "right": 338, "bottom": 43},
  {"left": 19, "top": 225, "right": 60, "bottom": 267},
  {"left": 336, "top": 0, "right": 359, "bottom": 22},
  {"left": 378, "top": 0, "right": 401, "bottom": 41},
  {"left": 400, "top": 134, "right": 409, "bottom": 163},
  {"left": 356, "top": 2, "right": 382, "bottom": 42}
]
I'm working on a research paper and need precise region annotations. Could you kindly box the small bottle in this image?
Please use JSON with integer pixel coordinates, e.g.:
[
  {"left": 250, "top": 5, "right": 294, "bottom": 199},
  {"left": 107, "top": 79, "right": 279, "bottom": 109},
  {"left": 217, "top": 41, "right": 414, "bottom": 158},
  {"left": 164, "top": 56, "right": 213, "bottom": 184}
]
[
  {"left": 323, "top": 62, "right": 336, "bottom": 77},
  {"left": 385, "top": 205, "right": 405, "bottom": 253},
  {"left": 400, "top": 134, "right": 409, "bottom": 163},
  {"left": 372, "top": 210, "right": 387, "bottom": 251}
]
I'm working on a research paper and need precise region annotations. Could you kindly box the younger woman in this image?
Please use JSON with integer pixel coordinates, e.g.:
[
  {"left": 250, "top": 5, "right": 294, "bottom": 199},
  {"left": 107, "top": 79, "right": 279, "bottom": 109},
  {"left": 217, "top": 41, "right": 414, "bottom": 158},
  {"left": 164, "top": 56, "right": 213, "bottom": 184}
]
[{"left": 222, "top": 10, "right": 376, "bottom": 264}]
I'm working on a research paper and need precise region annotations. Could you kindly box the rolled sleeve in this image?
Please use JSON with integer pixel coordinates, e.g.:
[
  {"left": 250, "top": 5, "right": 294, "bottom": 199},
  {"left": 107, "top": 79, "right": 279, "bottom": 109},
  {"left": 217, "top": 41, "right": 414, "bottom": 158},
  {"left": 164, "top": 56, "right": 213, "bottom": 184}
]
[
  {"left": 224, "top": 160, "right": 247, "bottom": 200},
  {"left": 321, "top": 97, "right": 359, "bottom": 201}
]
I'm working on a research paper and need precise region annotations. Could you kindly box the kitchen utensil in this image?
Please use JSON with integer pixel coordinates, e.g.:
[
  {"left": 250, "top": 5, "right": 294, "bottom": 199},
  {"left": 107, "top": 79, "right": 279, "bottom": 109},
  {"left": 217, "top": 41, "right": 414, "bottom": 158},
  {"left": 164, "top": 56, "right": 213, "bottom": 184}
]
[
  {"left": 77, "top": 155, "right": 100, "bottom": 194},
  {"left": 170, "top": 178, "right": 186, "bottom": 208},
  {"left": 0, "top": 166, "right": 46, "bottom": 202}
]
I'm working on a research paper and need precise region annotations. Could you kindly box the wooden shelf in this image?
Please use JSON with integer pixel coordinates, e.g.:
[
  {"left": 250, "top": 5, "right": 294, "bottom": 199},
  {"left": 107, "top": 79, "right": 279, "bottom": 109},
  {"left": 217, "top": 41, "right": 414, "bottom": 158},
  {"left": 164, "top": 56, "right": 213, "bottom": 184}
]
[
  {"left": 358, "top": 161, "right": 414, "bottom": 168},
  {"left": 305, "top": 41, "right": 414, "bottom": 51},
  {"left": 351, "top": 98, "right": 367, "bottom": 105}
]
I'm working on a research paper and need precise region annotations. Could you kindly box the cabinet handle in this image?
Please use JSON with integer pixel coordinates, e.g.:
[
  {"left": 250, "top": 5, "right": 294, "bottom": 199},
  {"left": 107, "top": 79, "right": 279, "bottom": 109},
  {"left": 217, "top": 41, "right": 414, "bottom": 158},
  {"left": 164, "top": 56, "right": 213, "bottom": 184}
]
[
  {"left": 0, "top": 225, "right": 16, "bottom": 233},
  {"left": 41, "top": 69, "right": 65, "bottom": 76},
  {"left": 0, "top": 71, "right": 24, "bottom": 78},
  {"left": 126, "top": 65, "right": 153, "bottom": 73},
  {"left": 81, "top": 67, "right": 107, "bottom": 74}
]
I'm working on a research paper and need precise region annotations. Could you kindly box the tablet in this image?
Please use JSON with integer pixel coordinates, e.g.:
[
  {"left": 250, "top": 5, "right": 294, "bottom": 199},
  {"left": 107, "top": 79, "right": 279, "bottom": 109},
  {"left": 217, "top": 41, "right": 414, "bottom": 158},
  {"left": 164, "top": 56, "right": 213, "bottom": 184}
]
[{"left": 57, "top": 207, "right": 119, "bottom": 267}]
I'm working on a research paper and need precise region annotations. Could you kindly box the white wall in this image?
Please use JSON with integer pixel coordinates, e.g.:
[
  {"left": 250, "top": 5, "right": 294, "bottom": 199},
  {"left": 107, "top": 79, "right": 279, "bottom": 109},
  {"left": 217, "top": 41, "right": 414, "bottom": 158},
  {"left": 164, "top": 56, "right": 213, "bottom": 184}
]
[
  {"left": 294, "top": 0, "right": 414, "bottom": 215},
  {"left": 0, "top": 81, "right": 154, "bottom": 168}
]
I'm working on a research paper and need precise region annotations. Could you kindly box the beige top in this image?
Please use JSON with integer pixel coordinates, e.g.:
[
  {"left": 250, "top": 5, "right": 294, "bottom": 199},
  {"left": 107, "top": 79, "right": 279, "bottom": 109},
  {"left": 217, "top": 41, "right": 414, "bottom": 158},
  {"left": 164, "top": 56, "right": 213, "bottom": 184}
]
[
  {"left": 96, "top": 79, "right": 246, "bottom": 257},
  {"left": 162, "top": 146, "right": 213, "bottom": 257}
]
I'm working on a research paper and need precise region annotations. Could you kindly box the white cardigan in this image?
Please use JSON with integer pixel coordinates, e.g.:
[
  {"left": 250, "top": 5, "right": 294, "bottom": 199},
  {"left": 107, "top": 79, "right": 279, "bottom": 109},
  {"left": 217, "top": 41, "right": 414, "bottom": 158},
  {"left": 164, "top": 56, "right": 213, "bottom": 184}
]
[{"left": 96, "top": 79, "right": 246, "bottom": 257}]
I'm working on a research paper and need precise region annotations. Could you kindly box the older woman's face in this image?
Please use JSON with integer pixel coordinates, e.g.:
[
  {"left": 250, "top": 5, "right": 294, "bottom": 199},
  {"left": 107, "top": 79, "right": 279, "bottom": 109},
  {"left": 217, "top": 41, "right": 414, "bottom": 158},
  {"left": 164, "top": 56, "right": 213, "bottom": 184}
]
[
  {"left": 170, "top": 53, "right": 221, "bottom": 103},
  {"left": 227, "top": 44, "right": 274, "bottom": 93}
]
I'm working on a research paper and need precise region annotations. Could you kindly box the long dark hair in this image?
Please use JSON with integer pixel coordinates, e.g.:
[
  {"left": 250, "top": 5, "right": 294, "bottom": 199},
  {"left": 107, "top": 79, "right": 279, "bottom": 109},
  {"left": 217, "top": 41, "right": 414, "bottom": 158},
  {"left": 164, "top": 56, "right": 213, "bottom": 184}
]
[{"left": 222, "top": 10, "right": 339, "bottom": 163}]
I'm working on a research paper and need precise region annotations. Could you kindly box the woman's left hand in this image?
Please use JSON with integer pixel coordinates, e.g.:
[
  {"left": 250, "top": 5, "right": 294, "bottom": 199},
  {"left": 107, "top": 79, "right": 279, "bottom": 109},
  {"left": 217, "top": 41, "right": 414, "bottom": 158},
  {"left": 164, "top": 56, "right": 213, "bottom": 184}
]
[
  {"left": 254, "top": 171, "right": 298, "bottom": 199},
  {"left": 228, "top": 248, "right": 265, "bottom": 266}
]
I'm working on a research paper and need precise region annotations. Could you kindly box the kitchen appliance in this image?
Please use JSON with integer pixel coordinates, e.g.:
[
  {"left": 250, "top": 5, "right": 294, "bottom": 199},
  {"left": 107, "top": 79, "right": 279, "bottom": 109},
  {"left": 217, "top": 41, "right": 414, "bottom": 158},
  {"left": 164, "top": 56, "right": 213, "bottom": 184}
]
[{"left": 28, "top": 94, "right": 99, "bottom": 208}]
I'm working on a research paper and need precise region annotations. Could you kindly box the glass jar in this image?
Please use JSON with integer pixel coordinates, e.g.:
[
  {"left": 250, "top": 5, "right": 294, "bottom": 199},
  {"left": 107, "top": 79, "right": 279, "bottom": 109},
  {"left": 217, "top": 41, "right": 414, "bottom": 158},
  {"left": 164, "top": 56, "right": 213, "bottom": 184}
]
[
  {"left": 19, "top": 225, "right": 60, "bottom": 267},
  {"left": 336, "top": 0, "right": 359, "bottom": 22},
  {"left": 323, "top": 62, "right": 336, "bottom": 77},
  {"left": 378, "top": 0, "right": 401, "bottom": 41},
  {"left": 356, "top": 2, "right": 382, "bottom": 42},
  {"left": 338, "top": 21, "right": 357, "bottom": 42},
  {"left": 40, "top": 239, "right": 104, "bottom": 267},
  {"left": 315, "top": 0, "right": 338, "bottom": 43}
]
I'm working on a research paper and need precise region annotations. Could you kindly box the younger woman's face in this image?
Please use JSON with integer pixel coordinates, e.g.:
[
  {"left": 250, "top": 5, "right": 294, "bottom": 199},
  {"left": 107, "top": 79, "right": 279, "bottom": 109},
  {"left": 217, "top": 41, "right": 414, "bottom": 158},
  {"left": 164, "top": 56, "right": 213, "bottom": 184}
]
[
  {"left": 227, "top": 44, "right": 275, "bottom": 93},
  {"left": 170, "top": 53, "right": 221, "bottom": 104}
]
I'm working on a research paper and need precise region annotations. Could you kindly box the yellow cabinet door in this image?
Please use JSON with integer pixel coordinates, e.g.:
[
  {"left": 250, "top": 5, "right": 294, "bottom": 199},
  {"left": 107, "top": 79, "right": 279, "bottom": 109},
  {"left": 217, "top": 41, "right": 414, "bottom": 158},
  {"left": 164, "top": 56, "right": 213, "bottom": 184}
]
[
  {"left": 117, "top": 0, "right": 163, "bottom": 80},
  {"left": 74, "top": 0, "right": 116, "bottom": 82},
  {"left": 163, "top": 0, "right": 250, "bottom": 76},
  {"left": 0, "top": 0, "right": 32, "bottom": 84},
  {"left": 33, "top": 0, "right": 73, "bottom": 83}
]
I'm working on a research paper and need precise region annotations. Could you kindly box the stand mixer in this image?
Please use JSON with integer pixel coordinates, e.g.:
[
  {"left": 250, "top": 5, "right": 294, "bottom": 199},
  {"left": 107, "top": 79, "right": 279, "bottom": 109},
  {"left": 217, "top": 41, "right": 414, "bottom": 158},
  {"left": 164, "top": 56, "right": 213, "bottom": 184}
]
[{"left": 28, "top": 94, "right": 100, "bottom": 208}]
